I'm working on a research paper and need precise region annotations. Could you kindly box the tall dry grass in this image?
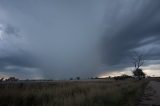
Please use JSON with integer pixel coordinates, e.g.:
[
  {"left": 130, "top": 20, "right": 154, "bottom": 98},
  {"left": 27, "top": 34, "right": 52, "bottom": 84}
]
[{"left": 0, "top": 79, "right": 148, "bottom": 106}]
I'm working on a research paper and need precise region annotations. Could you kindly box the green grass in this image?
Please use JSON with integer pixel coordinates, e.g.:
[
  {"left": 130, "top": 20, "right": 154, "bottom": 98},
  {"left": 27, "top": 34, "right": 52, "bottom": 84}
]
[{"left": 0, "top": 79, "right": 148, "bottom": 106}]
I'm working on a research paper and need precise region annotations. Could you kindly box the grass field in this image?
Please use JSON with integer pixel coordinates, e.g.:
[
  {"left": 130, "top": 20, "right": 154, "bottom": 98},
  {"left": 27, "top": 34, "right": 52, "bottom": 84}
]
[{"left": 0, "top": 79, "right": 148, "bottom": 106}]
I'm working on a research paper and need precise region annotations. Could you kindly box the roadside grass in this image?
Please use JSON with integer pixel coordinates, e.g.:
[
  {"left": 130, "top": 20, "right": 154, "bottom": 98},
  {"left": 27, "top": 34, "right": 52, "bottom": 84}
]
[{"left": 0, "top": 79, "right": 148, "bottom": 106}]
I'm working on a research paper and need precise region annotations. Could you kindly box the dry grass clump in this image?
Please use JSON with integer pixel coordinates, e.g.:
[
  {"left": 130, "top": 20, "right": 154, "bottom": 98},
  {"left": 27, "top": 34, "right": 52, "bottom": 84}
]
[{"left": 0, "top": 80, "right": 148, "bottom": 106}]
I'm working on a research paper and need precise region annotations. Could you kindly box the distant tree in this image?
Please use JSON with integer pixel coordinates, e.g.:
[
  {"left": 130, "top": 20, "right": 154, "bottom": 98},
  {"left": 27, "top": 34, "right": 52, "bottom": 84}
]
[
  {"left": 133, "top": 69, "right": 145, "bottom": 79},
  {"left": 95, "top": 77, "right": 98, "bottom": 79},
  {"left": 114, "top": 74, "right": 132, "bottom": 80},
  {"left": 131, "top": 52, "right": 144, "bottom": 69},
  {"left": 0, "top": 78, "right": 4, "bottom": 82},
  {"left": 121, "top": 74, "right": 131, "bottom": 78},
  {"left": 90, "top": 77, "right": 93, "bottom": 79},
  {"left": 70, "top": 78, "right": 73, "bottom": 80},
  {"left": 131, "top": 52, "right": 146, "bottom": 80},
  {"left": 5, "top": 77, "right": 18, "bottom": 82},
  {"left": 76, "top": 77, "right": 80, "bottom": 80}
]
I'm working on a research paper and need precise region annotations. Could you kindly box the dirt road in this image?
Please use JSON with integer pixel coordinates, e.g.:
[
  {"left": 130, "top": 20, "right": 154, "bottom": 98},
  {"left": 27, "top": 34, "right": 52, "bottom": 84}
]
[{"left": 139, "top": 81, "right": 160, "bottom": 106}]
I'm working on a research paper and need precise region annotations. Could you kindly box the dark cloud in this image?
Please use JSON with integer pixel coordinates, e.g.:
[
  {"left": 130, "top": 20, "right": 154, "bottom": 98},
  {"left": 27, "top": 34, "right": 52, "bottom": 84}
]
[
  {"left": 0, "top": 0, "right": 160, "bottom": 79},
  {"left": 0, "top": 52, "right": 38, "bottom": 69},
  {"left": 0, "top": 23, "right": 41, "bottom": 78},
  {"left": 4, "top": 24, "right": 19, "bottom": 36},
  {"left": 102, "top": 0, "right": 160, "bottom": 66}
]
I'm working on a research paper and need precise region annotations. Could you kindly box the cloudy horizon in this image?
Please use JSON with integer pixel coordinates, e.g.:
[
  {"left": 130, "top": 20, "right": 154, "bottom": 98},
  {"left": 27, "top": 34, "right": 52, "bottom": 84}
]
[{"left": 0, "top": 0, "right": 160, "bottom": 79}]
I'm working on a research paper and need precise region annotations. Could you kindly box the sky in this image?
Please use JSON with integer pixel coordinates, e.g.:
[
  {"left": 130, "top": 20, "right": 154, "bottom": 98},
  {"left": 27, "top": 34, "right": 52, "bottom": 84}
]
[{"left": 0, "top": 0, "right": 160, "bottom": 79}]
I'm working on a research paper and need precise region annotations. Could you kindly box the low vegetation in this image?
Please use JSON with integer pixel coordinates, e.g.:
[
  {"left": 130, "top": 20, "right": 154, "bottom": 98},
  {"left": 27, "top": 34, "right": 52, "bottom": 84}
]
[{"left": 0, "top": 79, "right": 148, "bottom": 106}]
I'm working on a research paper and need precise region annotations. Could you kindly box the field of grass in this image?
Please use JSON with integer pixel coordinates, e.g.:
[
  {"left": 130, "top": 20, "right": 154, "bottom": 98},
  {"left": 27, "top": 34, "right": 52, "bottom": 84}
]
[{"left": 0, "top": 79, "right": 148, "bottom": 106}]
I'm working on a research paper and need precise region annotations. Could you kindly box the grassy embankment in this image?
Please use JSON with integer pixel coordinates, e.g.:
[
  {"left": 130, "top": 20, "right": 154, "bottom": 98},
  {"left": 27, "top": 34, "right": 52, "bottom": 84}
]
[{"left": 0, "top": 79, "right": 148, "bottom": 106}]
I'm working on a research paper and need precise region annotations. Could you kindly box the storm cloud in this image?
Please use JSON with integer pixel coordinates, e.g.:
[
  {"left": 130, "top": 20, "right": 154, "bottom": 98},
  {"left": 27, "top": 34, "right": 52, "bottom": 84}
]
[{"left": 0, "top": 0, "right": 160, "bottom": 79}]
